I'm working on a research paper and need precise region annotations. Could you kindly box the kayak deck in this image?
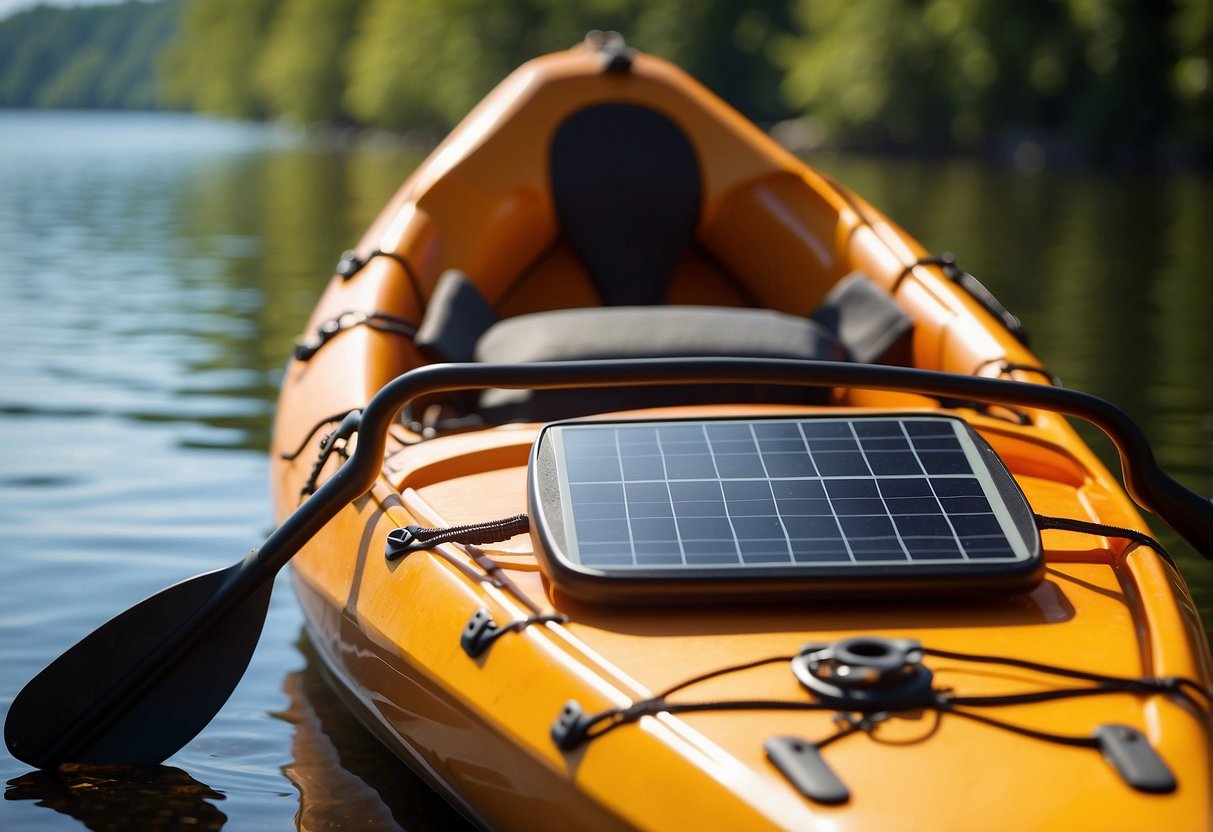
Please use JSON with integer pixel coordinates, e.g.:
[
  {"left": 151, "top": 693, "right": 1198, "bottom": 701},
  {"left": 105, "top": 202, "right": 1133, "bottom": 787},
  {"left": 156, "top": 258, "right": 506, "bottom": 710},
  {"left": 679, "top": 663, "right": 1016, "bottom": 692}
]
[{"left": 286, "top": 402, "right": 1211, "bottom": 830}]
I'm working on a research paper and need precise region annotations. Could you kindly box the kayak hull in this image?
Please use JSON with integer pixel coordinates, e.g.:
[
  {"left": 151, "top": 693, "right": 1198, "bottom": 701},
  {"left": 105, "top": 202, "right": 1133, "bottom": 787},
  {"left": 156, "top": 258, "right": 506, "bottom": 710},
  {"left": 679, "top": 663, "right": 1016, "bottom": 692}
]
[{"left": 273, "top": 38, "right": 1213, "bottom": 831}]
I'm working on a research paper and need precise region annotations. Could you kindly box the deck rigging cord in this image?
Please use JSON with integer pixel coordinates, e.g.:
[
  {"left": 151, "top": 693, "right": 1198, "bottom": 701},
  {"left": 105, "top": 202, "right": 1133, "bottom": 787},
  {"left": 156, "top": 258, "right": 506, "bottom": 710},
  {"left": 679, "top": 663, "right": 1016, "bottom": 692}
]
[
  {"left": 9, "top": 359, "right": 1211, "bottom": 774},
  {"left": 279, "top": 408, "right": 361, "bottom": 461},
  {"left": 549, "top": 642, "right": 1210, "bottom": 747},
  {"left": 548, "top": 637, "right": 1208, "bottom": 800},
  {"left": 293, "top": 309, "right": 419, "bottom": 362},
  {"left": 386, "top": 514, "right": 532, "bottom": 560},
  {"left": 391, "top": 509, "right": 1201, "bottom": 801},
  {"left": 334, "top": 248, "right": 426, "bottom": 309}
]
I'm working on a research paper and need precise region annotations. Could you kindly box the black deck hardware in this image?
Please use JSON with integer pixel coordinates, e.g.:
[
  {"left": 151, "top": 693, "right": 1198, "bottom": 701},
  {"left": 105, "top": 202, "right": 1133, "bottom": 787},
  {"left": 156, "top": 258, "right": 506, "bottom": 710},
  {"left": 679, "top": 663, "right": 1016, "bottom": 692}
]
[
  {"left": 294, "top": 310, "right": 418, "bottom": 362},
  {"left": 923, "top": 252, "right": 1029, "bottom": 345},
  {"left": 461, "top": 609, "right": 500, "bottom": 657},
  {"left": 385, "top": 515, "right": 532, "bottom": 561},
  {"left": 584, "top": 31, "right": 634, "bottom": 72},
  {"left": 551, "top": 699, "right": 593, "bottom": 751},
  {"left": 793, "top": 637, "right": 935, "bottom": 712},
  {"left": 764, "top": 736, "right": 850, "bottom": 805},
  {"left": 334, "top": 248, "right": 412, "bottom": 280},
  {"left": 460, "top": 607, "right": 569, "bottom": 658},
  {"left": 1095, "top": 725, "right": 1177, "bottom": 794}
]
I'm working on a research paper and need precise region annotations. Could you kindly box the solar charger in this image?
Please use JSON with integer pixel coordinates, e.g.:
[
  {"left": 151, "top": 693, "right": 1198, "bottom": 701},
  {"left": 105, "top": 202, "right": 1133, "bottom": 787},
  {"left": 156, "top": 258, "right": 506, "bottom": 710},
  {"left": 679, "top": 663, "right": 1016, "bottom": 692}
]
[{"left": 528, "top": 415, "right": 1043, "bottom": 603}]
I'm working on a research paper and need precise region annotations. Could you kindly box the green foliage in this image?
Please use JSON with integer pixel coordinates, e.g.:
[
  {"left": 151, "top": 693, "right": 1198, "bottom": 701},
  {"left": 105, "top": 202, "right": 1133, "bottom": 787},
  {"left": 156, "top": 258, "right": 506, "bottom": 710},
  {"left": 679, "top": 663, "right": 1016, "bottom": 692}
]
[
  {"left": 0, "top": 0, "right": 180, "bottom": 109},
  {"left": 613, "top": 0, "right": 794, "bottom": 121},
  {"left": 342, "top": 0, "right": 537, "bottom": 134},
  {"left": 340, "top": 0, "right": 794, "bottom": 135},
  {"left": 1, "top": 0, "right": 1206, "bottom": 161},
  {"left": 254, "top": 0, "right": 364, "bottom": 124},
  {"left": 778, "top": 0, "right": 1210, "bottom": 160},
  {"left": 159, "top": 0, "right": 281, "bottom": 118}
]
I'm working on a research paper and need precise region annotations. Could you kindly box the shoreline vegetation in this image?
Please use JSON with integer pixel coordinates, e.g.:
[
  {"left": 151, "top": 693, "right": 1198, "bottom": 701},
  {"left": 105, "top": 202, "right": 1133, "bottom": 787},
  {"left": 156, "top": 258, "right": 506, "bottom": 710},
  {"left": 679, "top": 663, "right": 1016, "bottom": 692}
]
[{"left": 1, "top": 0, "right": 1208, "bottom": 168}]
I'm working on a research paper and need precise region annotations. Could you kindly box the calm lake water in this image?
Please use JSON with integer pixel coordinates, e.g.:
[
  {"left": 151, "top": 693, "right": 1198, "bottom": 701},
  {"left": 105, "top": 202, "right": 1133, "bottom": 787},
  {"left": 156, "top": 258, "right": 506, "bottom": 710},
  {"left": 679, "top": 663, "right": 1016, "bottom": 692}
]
[{"left": 0, "top": 110, "right": 1210, "bottom": 830}]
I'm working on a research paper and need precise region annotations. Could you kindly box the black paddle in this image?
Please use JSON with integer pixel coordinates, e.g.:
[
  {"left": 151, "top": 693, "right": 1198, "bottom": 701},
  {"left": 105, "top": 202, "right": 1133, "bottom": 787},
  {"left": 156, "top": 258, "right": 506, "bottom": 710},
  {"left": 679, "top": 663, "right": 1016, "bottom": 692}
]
[
  {"left": 4, "top": 405, "right": 361, "bottom": 768},
  {"left": 7, "top": 359, "right": 1212, "bottom": 769}
]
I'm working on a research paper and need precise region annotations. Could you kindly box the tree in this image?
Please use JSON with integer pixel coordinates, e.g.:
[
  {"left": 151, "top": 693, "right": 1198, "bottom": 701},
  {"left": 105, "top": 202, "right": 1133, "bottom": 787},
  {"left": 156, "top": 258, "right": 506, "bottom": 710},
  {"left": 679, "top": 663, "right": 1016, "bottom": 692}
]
[
  {"left": 254, "top": 0, "right": 364, "bottom": 125},
  {"left": 0, "top": 1, "right": 181, "bottom": 109},
  {"left": 160, "top": 0, "right": 280, "bottom": 118},
  {"left": 776, "top": 0, "right": 1204, "bottom": 161},
  {"left": 343, "top": 0, "right": 547, "bottom": 134}
]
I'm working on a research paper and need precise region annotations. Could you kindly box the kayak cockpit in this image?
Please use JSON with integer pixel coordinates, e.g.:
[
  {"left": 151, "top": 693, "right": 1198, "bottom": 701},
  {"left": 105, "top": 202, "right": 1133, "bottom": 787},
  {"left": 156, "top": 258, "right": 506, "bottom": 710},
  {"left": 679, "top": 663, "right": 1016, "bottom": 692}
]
[{"left": 404, "top": 268, "right": 913, "bottom": 426}]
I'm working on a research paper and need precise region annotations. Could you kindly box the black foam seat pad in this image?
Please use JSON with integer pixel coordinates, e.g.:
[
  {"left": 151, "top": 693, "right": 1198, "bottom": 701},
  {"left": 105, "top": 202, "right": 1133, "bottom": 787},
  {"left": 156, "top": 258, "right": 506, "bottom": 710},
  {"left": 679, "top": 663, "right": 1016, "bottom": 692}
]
[{"left": 474, "top": 306, "right": 845, "bottom": 421}]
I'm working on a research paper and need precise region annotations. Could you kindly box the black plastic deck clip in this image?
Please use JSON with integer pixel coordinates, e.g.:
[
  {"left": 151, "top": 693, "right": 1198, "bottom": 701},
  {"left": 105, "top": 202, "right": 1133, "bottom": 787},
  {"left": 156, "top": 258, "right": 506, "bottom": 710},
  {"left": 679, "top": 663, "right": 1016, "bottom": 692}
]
[
  {"left": 764, "top": 736, "right": 850, "bottom": 805},
  {"left": 460, "top": 607, "right": 568, "bottom": 658},
  {"left": 461, "top": 608, "right": 501, "bottom": 657},
  {"left": 1095, "top": 724, "right": 1177, "bottom": 794},
  {"left": 551, "top": 699, "right": 593, "bottom": 751},
  {"left": 385, "top": 526, "right": 425, "bottom": 561}
]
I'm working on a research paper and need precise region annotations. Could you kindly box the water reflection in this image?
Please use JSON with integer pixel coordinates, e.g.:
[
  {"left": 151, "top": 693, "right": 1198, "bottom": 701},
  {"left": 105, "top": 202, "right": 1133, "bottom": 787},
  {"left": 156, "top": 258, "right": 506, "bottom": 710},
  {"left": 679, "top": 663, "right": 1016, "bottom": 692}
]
[
  {"left": 5, "top": 764, "right": 226, "bottom": 831},
  {"left": 161, "top": 146, "right": 424, "bottom": 453},
  {"left": 274, "top": 636, "right": 474, "bottom": 832}
]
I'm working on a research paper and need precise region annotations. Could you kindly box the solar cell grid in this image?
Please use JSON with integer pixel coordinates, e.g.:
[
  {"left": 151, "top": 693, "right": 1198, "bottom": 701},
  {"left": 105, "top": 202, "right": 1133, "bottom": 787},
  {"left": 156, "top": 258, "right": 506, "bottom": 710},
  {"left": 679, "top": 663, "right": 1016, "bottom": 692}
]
[{"left": 552, "top": 417, "right": 1030, "bottom": 571}]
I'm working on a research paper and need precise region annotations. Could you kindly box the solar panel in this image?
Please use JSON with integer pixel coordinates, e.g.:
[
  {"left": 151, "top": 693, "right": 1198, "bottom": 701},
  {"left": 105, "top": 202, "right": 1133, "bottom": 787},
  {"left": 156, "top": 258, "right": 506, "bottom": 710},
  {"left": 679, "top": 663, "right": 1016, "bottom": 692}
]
[{"left": 528, "top": 415, "right": 1043, "bottom": 603}]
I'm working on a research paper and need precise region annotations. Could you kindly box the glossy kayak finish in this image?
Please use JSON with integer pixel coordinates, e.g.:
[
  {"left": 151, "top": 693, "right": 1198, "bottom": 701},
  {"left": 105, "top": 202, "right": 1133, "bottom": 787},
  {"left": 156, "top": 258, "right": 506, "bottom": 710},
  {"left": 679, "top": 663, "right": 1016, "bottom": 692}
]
[{"left": 271, "top": 39, "right": 1212, "bottom": 830}]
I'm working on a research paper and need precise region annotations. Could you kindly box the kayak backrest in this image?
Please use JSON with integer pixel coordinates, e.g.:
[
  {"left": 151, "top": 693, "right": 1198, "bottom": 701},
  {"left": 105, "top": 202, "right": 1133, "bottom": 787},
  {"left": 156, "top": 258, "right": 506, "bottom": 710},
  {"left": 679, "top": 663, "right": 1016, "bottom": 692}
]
[
  {"left": 410, "top": 270, "right": 923, "bottom": 422},
  {"left": 549, "top": 103, "right": 701, "bottom": 306}
]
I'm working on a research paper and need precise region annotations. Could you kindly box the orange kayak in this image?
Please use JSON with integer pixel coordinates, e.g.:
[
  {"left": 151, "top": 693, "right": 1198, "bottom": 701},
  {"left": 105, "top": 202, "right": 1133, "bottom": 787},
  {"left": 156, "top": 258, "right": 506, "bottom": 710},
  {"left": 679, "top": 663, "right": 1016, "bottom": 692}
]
[{"left": 271, "top": 35, "right": 1213, "bottom": 831}]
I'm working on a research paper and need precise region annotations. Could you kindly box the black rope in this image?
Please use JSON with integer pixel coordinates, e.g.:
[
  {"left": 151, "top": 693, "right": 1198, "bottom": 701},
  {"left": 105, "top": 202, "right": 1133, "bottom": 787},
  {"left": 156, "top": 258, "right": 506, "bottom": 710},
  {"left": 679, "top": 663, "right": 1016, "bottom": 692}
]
[
  {"left": 337, "top": 248, "right": 408, "bottom": 280},
  {"left": 927, "top": 644, "right": 1211, "bottom": 711},
  {"left": 921, "top": 645, "right": 1188, "bottom": 688},
  {"left": 579, "top": 697, "right": 833, "bottom": 745},
  {"left": 939, "top": 704, "right": 1100, "bottom": 749},
  {"left": 493, "top": 238, "right": 565, "bottom": 310},
  {"left": 816, "top": 716, "right": 876, "bottom": 750},
  {"left": 947, "top": 685, "right": 1171, "bottom": 708},
  {"left": 892, "top": 253, "right": 955, "bottom": 291},
  {"left": 335, "top": 248, "right": 426, "bottom": 312},
  {"left": 998, "top": 361, "right": 1062, "bottom": 387},
  {"left": 933, "top": 396, "right": 1033, "bottom": 425},
  {"left": 404, "top": 514, "right": 530, "bottom": 547},
  {"left": 385, "top": 515, "right": 532, "bottom": 560},
  {"left": 655, "top": 654, "right": 797, "bottom": 699},
  {"left": 294, "top": 310, "right": 419, "bottom": 361},
  {"left": 1034, "top": 512, "right": 1176, "bottom": 567},
  {"left": 299, "top": 418, "right": 360, "bottom": 497},
  {"left": 280, "top": 409, "right": 360, "bottom": 461},
  {"left": 891, "top": 252, "right": 1029, "bottom": 344},
  {"left": 557, "top": 642, "right": 1209, "bottom": 752}
]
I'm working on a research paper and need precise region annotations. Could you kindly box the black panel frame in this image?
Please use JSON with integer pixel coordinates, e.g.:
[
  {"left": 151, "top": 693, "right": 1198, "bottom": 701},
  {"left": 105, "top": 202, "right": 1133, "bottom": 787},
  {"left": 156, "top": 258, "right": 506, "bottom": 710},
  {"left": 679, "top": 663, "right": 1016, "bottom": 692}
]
[{"left": 528, "top": 414, "right": 1044, "bottom": 605}]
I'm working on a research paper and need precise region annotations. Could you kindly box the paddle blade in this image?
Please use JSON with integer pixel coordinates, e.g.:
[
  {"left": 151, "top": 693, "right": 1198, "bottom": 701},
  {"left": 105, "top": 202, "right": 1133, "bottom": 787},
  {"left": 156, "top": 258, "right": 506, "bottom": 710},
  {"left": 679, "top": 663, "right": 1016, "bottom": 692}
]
[{"left": 5, "top": 564, "right": 273, "bottom": 768}]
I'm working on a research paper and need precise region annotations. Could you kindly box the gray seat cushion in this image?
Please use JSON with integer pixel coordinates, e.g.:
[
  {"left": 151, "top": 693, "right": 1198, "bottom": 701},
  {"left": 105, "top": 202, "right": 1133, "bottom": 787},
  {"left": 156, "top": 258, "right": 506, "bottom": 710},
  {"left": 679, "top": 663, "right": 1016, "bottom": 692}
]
[{"left": 474, "top": 306, "right": 844, "bottom": 420}]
